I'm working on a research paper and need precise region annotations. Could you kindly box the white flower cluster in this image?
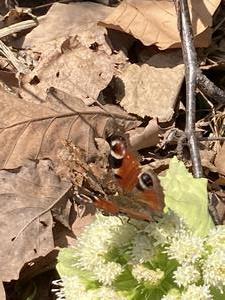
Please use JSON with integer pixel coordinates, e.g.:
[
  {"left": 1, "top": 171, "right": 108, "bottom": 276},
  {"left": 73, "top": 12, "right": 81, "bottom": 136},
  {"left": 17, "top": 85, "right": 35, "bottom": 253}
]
[
  {"left": 73, "top": 214, "right": 129, "bottom": 285},
  {"left": 173, "top": 264, "right": 200, "bottom": 287},
  {"left": 165, "top": 230, "right": 205, "bottom": 265},
  {"left": 162, "top": 285, "right": 213, "bottom": 300},
  {"left": 56, "top": 213, "right": 225, "bottom": 300},
  {"left": 162, "top": 222, "right": 225, "bottom": 298},
  {"left": 53, "top": 276, "right": 126, "bottom": 300}
]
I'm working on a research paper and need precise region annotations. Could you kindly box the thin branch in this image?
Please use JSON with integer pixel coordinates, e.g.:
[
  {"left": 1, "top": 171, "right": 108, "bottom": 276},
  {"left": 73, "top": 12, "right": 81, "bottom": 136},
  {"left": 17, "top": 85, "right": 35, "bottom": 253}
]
[
  {"left": 173, "top": 0, "right": 225, "bottom": 106},
  {"left": 197, "top": 69, "right": 225, "bottom": 104},
  {"left": 178, "top": 0, "right": 203, "bottom": 178}
]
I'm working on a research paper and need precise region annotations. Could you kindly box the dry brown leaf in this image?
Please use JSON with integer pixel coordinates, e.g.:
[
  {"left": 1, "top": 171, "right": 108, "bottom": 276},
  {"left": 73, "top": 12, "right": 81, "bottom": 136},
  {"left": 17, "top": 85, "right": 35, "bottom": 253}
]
[
  {"left": 215, "top": 143, "right": 225, "bottom": 176},
  {"left": 0, "top": 159, "right": 71, "bottom": 281},
  {"left": 200, "top": 148, "right": 217, "bottom": 172},
  {"left": 19, "top": 3, "right": 128, "bottom": 105},
  {"left": 128, "top": 119, "right": 161, "bottom": 150},
  {"left": 22, "top": 2, "right": 113, "bottom": 54},
  {"left": 210, "top": 192, "right": 225, "bottom": 225},
  {"left": 0, "top": 282, "right": 6, "bottom": 300},
  {"left": 117, "top": 51, "right": 184, "bottom": 121},
  {"left": 0, "top": 88, "right": 138, "bottom": 170},
  {"left": 20, "top": 37, "right": 116, "bottom": 104},
  {"left": 53, "top": 203, "right": 95, "bottom": 248},
  {"left": 100, "top": 0, "right": 221, "bottom": 49}
]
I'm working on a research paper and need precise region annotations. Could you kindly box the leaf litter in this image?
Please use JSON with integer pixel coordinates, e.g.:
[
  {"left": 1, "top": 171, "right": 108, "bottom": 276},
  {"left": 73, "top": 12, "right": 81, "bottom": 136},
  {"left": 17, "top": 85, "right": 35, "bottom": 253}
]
[
  {"left": 0, "top": 0, "right": 224, "bottom": 299},
  {"left": 99, "top": 0, "right": 221, "bottom": 49}
]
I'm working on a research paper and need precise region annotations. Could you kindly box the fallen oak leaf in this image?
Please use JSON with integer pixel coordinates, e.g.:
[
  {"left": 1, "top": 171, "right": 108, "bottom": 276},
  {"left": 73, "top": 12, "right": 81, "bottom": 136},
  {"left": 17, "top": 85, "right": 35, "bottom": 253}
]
[{"left": 0, "top": 87, "right": 138, "bottom": 170}]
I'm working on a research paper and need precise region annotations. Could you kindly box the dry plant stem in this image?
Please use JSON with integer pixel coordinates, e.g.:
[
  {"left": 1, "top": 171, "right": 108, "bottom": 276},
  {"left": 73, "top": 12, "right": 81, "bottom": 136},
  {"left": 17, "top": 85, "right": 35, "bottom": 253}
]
[
  {"left": 179, "top": 0, "right": 203, "bottom": 178},
  {"left": 0, "top": 17, "right": 43, "bottom": 39},
  {"left": 0, "top": 40, "right": 29, "bottom": 73}
]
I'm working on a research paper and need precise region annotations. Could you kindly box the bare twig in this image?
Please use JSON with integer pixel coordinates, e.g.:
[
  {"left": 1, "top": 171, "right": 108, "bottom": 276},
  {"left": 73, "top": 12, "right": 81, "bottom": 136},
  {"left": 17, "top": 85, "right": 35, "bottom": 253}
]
[
  {"left": 178, "top": 0, "right": 203, "bottom": 178},
  {"left": 197, "top": 69, "right": 225, "bottom": 104},
  {"left": 173, "top": 1, "right": 225, "bottom": 106}
]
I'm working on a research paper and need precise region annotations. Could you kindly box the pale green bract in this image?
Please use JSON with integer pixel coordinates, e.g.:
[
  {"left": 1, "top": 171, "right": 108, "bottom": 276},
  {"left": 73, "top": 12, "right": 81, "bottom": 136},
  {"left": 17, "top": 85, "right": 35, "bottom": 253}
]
[
  {"left": 160, "top": 157, "right": 215, "bottom": 237},
  {"left": 54, "top": 157, "right": 224, "bottom": 300}
]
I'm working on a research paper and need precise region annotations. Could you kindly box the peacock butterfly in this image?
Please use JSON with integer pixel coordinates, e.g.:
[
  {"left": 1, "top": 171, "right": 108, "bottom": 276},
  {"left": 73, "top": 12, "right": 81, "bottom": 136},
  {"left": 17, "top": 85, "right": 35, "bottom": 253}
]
[{"left": 91, "top": 134, "right": 165, "bottom": 222}]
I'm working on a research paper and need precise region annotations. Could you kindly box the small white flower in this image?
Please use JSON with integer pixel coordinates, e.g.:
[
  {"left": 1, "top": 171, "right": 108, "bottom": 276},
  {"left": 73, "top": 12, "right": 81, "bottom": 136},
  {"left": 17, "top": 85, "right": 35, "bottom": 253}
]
[
  {"left": 93, "top": 259, "right": 123, "bottom": 285},
  {"left": 173, "top": 264, "right": 200, "bottom": 287},
  {"left": 96, "top": 287, "right": 126, "bottom": 300},
  {"left": 161, "top": 288, "right": 181, "bottom": 300},
  {"left": 203, "top": 249, "right": 225, "bottom": 293},
  {"left": 73, "top": 214, "right": 129, "bottom": 271},
  {"left": 54, "top": 275, "right": 87, "bottom": 300},
  {"left": 132, "top": 264, "right": 164, "bottom": 285},
  {"left": 206, "top": 225, "right": 225, "bottom": 251},
  {"left": 54, "top": 275, "right": 126, "bottom": 300},
  {"left": 165, "top": 230, "right": 205, "bottom": 264},
  {"left": 181, "top": 284, "right": 212, "bottom": 300}
]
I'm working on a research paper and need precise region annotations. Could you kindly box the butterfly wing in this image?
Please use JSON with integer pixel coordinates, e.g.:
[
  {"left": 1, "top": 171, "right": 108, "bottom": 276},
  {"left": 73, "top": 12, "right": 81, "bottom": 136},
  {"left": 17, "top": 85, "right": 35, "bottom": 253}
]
[{"left": 106, "top": 135, "right": 164, "bottom": 220}]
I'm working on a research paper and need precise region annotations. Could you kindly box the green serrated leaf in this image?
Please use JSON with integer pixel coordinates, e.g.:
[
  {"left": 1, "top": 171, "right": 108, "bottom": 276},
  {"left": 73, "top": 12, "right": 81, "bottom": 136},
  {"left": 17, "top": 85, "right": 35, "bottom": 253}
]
[
  {"left": 160, "top": 157, "right": 214, "bottom": 237},
  {"left": 56, "top": 248, "right": 78, "bottom": 277}
]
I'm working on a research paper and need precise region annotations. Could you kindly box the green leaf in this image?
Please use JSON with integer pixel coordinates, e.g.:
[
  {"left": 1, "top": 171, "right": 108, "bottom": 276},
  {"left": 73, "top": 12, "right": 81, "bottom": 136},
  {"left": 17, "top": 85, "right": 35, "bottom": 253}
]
[
  {"left": 113, "top": 269, "right": 164, "bottom": 300},
  {"left": 113, "top": 268, "right": 138, "bottom": 291},
  {"left": 159, "top": 157, "right": 214, "bottom": 237},
  {"left": 56, "top": 248, "right": 78, "bottom": 277},
  {"left": 130, "top": 285, "right": 164, "bottom": 300},
  {"left": 105, "top": 245, "right": 131, "bottom": 265},
  {"left": 211, "top": 287, "right": 225, "bottom": 300}
]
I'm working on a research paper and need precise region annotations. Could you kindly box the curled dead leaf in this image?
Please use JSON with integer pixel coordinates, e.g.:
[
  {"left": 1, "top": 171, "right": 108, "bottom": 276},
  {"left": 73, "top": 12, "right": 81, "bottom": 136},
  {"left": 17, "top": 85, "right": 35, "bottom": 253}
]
[
  {"left": 129, "top": 119, "right": 161, "bottom": 150},
  {"left": 100, "top": 0, "right": 221, "bottom": 49}
]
